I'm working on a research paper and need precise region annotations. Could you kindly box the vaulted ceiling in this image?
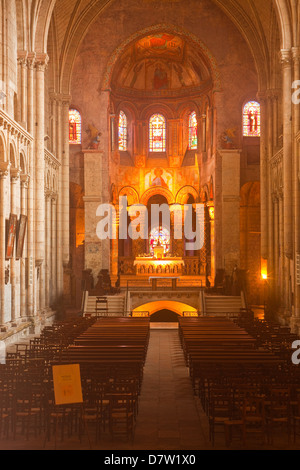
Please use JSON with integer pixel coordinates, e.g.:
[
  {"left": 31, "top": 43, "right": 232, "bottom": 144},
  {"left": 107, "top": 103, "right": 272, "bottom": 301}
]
[{"left": 22, "top": 0, "right": 298, "bottom": 93}]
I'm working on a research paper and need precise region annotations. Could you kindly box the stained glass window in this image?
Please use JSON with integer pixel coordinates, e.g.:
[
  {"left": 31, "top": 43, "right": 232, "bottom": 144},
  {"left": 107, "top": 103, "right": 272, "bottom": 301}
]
[
  {"left": 149, "top": 114, "right": 166, "bottom": 152},
  {"left": 149, "top": 226, "right": 170, "bottom": 256},
  {"left": 243, "top": 101, "right": 261, "bottom": 137},
  {"left": 119, "top": 111, "right": 128, "bottom": 151},
  {"left": 69, "top": 109, "right": 81, "bottom": 144},
  {"left": 189, "top": 111, "right": 198, "bottom": 150}
]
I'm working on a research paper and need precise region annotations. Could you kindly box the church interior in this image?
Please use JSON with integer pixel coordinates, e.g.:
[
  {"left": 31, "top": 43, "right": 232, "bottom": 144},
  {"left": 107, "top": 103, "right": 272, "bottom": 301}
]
[{"left": 0, "top": 0, "right": 300, "bottom": 451}]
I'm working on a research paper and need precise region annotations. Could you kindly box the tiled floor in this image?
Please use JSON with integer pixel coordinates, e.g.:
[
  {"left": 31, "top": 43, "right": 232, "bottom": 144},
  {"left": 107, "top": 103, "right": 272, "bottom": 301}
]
[{"left": 1, "top": 329, "right": 299, "bottom": 450}]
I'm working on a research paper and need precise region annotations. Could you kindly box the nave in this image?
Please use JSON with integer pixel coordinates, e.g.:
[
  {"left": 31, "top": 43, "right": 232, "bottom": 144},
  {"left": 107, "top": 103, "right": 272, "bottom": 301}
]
[{"left": 1, "top": 314, "right": 300, "bottom": 450}]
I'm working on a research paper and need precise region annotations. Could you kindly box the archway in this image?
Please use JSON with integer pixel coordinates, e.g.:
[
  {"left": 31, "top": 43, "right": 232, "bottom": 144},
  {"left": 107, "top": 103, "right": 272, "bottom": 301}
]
[
  {"left": 132, "top": 300, "right": 198, "bottom": 318},
  {"left": 151, "top": 310, "right": 180, "bottom": 323}
]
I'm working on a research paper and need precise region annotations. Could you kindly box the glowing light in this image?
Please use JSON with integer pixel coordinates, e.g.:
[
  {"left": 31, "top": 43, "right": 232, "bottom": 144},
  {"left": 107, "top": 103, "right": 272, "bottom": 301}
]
[
  {"left": 119, "top": 111, "right": 127, "bottom": 151},
  {"left": 69, "top": 109, "right": 81, "bottom": 144},
  {"left": 261, "top": 258, "right": 268, "bottom": 280},
  {"left": 243, "top": 101, "right": 261, "bottom": 137},
  {"left": 149, "top": 114, "right": 166, "bottom": 152},
  {"left": 189, "top": 111, "right": 198, "bottom": 150}
]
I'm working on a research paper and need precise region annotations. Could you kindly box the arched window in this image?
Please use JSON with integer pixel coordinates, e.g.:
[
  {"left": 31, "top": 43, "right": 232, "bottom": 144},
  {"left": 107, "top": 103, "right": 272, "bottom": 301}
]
[
  {"left": 189, "top": 111, "right": 198, "bottom": 150},
  {"left": 149, "top": 226, "right": 170, "bottom": 256},
  {"left": 119, "top": 111, "right": 128, "bottom": 151},
  {"left": 69, "top": 109, "right": 82, "bottom": 144},
  {"left": 149, "top": 114, "right": 166, "bottom": 152},
  {"left": 243, "top": 101, "right": 261, "bottom": 137}
]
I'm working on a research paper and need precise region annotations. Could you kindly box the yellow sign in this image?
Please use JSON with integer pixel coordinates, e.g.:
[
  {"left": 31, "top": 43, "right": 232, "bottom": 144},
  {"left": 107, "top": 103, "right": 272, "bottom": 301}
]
[{"left": 52, "top": 364, "right": 83, "bottom": 406}]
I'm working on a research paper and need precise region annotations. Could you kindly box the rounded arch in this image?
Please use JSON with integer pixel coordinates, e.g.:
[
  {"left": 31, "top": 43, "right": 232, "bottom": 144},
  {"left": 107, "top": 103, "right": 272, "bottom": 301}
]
[
  {"left": 140, "top": 103, "right": 175, "bottom": 122},
  {"left": 273, "top": 0, "right": 293, "bottom": 50},
  {"left": 176, "top": 186, "right": 199, "bottom": 204},
  {"left": 132, "top": 300, "right": 198, "bottom": 317},
  {"left": 19, "top": 151, "right": 27, "bottom": 174},
  {"left": 0, "top": 132, "right": 7, "bottom": 163},
  {"left": 33, "top": 0, "right": 56, "bottom": 53},
  {"left": 101, "top": 24, "right": 220, "bottom": 93},
  {"left": 119, "top": 186, "right": 140, "bottom": 206},
  {"left": 9, "top": 142, "right": 17, "bottom": 169},
  {"left": 141, "top": 187, "right": 174, "bottom": 206}
]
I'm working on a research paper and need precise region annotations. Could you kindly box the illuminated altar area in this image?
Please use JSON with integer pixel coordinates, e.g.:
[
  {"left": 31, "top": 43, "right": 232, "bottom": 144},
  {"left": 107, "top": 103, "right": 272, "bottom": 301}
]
[{"left": 134, "top": 257, "right": 185, "bottom": 276}]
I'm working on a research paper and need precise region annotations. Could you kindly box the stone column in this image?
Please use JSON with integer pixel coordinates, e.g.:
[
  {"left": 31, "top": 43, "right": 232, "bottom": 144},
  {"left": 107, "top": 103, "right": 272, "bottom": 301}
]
[
  {"left": 56, "top": 98, "right": 63, "bottom": 298},
  {"left": 62, "top": 98, "right": 71, "bottom": 270},
  {"left": 273, "top": 196, "right": 279, "bottom": 288},
  {"left": 45, "top": 190, "right": 51, "bottom": 308},
  {"left": 83, "top": 150, "right": 105, "bottom": 282},
  {"left": 10, "top": 169, "right": 20, "bottom": 323},
  {"left": 35, "top": 53, "right": 49, "bottom": 311},
  {"left": 219, "top": 149, "right": 241, "bottom": 273},
  {"left": 20, "top": 174, "right": 29, "bottom": 318},
  {"left": 51, "top": 194, "right": 57, "bottom": 304},
  {"left": 257, "top": 92, "right": 268, "bottom": 261},
  {"left": 280, "top": 50, "right": 293, "bottom": 260},
  {"left": 110, "top": 204, "right": 119, "bottom": 286},
  {"left": 201, "top": 114, "right": 207, "bottom": 152},
  {"left": 0, "top": 163, "right": 10, "bottom": 325},
  {"left": 17, "top": 51, "right": 28, "bottom": 126},
  {"left": 292, "top": 47, "right": 300, "bottom": 321},
  {"left": 26, "top": 142, "right": 34, "bottom": 317},
  {"left": 27, "top": 53, "right": 36, "bottom": 136}
]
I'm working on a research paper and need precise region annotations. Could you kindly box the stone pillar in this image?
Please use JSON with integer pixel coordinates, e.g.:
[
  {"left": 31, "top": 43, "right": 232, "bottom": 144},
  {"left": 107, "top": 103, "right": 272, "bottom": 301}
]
[
  {"left": 45, "top": 190, "right": 51, "bottom": 308},
  {"left": 219, "top": 149, "right": 241, "bottom": 273},
  {"left": 110, "top": 204, "right": 119, "bottom": 285},
  {"left": 20, "top": 174, "right": 29, "bottom": 318},
  {"left": 51, "top": 194, "right": 57, "bottom": 304},
  {"left": 10, "top": 169, "right": 20, "bottom": 323},
  {"left": 27, "top": 53, "right": 36, "bottom": 136},
  {"left": 62, "top": 98, "right": 71, "bottom": 269},
  {"left": 280, "top": 50, "right": 293, "bottom": 259},
  {"left": 83, "top": 150, "right": 105, "bottom": 282},
  {"left": 0, "top": 163, "right": 10, "bottom": 325},
  {"left": 273, "top": 197, "right": 279, "bottom": 288},
  {"left": 26, "top": 143, "right": 34, "bottom": 317},
  {"left": 17, "top": 51, "right": 28, "bottom": 126},
  {"left": 35, "top": 53, "right": 49, "bottom": 311},
  {"left": 56, "top": 99, "right": 63, "bottom": 298},
  {"left": 257, "top": 92, "right": 268, "bottom": 261},
  {"left": 292, "top": 47, "right": 300, "bottom": 321}
]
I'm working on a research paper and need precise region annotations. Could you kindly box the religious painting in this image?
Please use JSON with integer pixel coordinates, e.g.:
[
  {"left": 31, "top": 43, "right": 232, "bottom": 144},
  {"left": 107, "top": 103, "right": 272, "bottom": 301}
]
[
  {"left": 16, "top": 215, "right": 27, "bottom": 259},
  {"left": 153, "top": 67, "right": 169, "bottom": 90},
  {"left": 135, "top": 34, "right": 184, "bottom": 61},
  {"left": 5, "top": 214, "right": 18, "bottom": 260},
  {"left": 145, "top": 168, "right": 173, "bottom": 190}
]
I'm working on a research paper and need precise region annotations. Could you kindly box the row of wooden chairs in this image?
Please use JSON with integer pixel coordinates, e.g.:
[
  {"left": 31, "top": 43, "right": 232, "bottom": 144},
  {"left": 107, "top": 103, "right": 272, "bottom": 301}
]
[{"left": 178, "top": 316, "right": 300, "bottom": 447}]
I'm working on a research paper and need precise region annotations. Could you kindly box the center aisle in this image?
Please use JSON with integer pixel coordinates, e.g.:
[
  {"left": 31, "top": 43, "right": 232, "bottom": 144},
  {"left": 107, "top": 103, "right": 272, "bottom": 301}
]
[{"left": 132, "top": 329, "right": 211, "bottom": 450}]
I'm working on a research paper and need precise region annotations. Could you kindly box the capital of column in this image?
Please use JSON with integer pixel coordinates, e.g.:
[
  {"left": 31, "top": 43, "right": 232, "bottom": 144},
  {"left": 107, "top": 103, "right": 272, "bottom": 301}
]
[
  {"left": 10, "top": 168, "right": 20, "bottom": 183},
  {"left": 256, "top": 90, "right": 267, "bottom": 104},
  {"left": 0, "top": 162, "right": 10, "bottom": 179},
  {"left": 280, "top": 49, "right": 292, "bottom": 69},
  {"left": 20, "top": 174, "right": 30, "bottom": 188},
  {"left": 17, "top": 50, "right": 28, "bottom": 68},
  {"left": 45, "top": 189, "right": 54, "bottom": 200},
  {"left": 27, "top": 52, "right": 36, "bottom": 70},
  {"left": 35, "top": 53, "right": 49, "bottom": 72},
  {"left": 292, "top": 47, "right": 300, "bottom": 63}
]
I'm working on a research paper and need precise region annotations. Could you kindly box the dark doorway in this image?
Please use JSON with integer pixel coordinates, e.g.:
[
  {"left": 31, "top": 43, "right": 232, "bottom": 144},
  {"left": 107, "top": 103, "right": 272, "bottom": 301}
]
[{"left": 150, "top": 309, "right": 180, "bottom": 323}]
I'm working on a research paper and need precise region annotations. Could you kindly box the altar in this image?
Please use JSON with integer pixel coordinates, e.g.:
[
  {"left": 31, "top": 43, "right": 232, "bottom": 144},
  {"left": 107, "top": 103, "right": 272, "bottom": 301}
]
[{"left": 133, "top": 256, "right": 185, "bottom": 276}]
